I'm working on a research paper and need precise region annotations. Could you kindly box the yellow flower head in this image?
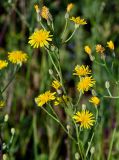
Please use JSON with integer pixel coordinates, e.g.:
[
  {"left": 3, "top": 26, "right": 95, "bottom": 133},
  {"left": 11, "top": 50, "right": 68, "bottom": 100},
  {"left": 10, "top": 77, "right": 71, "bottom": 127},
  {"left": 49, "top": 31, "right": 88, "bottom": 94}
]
[
  {"left": 8, "top": 51, "right": 28, "bottom": 65},
  {"left": 35, "top": 91, "right": 56, "bottom": 107},
  {"left": 67, "top": 3, "right": 74, "bottom": 12},
  {"left": 77, "top": 76, "right": 95, "bottom": 93},
  {"left": 73, "top": 110, "right": 95, "bottom": 129},
  {"left": 96, "top": 44, "right": 105, "bottom": 54},
  {"left": 0, "top": 60, "right": 8, "bottom": 70},
  {"left": 28, "top": 29, "right": 52, "bottom": 48},
  {"left": 89, "top": 96, "right": 100, "bottom": 106},
  {"left": 0, "top": 100, "right": 5, "bottom": 108},
  {"left": 107, "top": 40, "right": 114, "bottom": 50},
  {"left": 41, "top": 6, "right": 51, "bottom": 20},
  {"left": 54, "top": 95, "right": 69, "bottom": 106},
  {"left": 73, "top": 65, "right": 91, "bottom": 77},
  {"left": 34, "top": 4, "right": 39, "bottom": 12},
  {"left": 84, "top": 46, "right": 92, "bottom": 55},
  {"left": 52, "top": 80, "right": 61, "bottom": 90},
  {"left": 70, "top": 16, "right": 87, "bottom": 26}
]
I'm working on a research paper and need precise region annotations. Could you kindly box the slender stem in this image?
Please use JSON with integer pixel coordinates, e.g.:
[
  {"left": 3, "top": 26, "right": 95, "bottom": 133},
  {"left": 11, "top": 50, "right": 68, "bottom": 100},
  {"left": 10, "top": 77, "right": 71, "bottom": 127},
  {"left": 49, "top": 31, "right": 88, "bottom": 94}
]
[
  {"left": 86, "top": 133, "right": 94, "bottom": 157},
  {"left": 103, "top": 96, "right": 119, "bottom": 99},
  {"left": 95, "top": 107, "right": 99, "bottom": 124},
  {"left": 48, "top": 104, "right": 59, "bottom": 120},
  {"left": 33, "top": 113, "right": 38, "bottom": 160},
  {"left": 103, "top": 60, "right": 116, "bottom": 82},
  {"left": 1, "top": 66, "right": 19, "bottom": 94},
  {"left": 107, "top": 127, "right": 116, "bottom": 160},
  {"left": 61, "top": 18, "right": 68, "bottom": 39},
  {"left": 51, "top": 21, "right": 54, "bottom": 31},
  {"left": 106, "top": 88, "right": 112, "bottom": 97},
  {"left": 74, "top": 92, "right": 82, "bottom": 106},
  {"left": 40, "top": 21, "right": 46, "bottom": 29},
  {"left": 47, "top": 51, "right": 62, "bottom": 83},
  {"left": 41, "top": 107, "right": 76, "bottom": 143},
  {"left": 64, "top": 28, "right": 77, "bottom": 43},
  {"left": 75, "top": 122, "right": 84, "bottom": 159}
]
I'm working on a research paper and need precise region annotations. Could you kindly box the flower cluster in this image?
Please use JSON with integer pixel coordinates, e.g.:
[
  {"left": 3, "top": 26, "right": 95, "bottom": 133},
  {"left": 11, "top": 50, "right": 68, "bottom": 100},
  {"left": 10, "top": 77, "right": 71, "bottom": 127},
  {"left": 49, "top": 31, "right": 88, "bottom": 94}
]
[
  {"left": 73, "top": 65, "right": 95, "bottom": 93},
  {"left": 84, "top": 40, "right": 115, "bottom": 59}
]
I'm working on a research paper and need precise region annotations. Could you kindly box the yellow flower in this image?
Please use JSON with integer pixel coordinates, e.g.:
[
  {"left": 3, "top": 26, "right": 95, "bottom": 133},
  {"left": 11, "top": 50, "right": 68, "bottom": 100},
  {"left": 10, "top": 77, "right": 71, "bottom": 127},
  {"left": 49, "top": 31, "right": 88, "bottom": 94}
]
[
  {"left": 41, "top": 6, "right": 51, "bottom": 20},
  {"left": 107, "top": 40, "right": 114, "bottom": 50},
  {"left": 35, "top": 91, "right": 56, "bottom": 107},
  {"left": 54, "top": 95, "right": 69, "bottom": 106},
  {"left": 84, "top": 46, "right": 92, "bottom": 55},
  {"left": 89, "top": 96, "right": 100, "bottom": 106},
  {"left": 28, "top": 29, "right": 52, "bottom": 48},
  {"left": 0, "top": 60, "right": 8, "bottom": 70},
  {"left": 70, "top": 16, "right": 87, "bottom": 25},
  {"left": 96, "top": 44, "right": 105, "bottom": 54},
  {"left": 73, "top": 65, "right": 91, "bottom": 77},
  {"left": 52, "top": 80, "right": 61, "bottom": 90},
  {"left": 34, "top": 4, "right": 39, "bottom": 12},
  {"left": 0, "top": 100, "right": 5, "bottom": 108},
  {"left": 73, "top": 110, "right": 95, "bottom": 129},
  {"left": 8, "top": 51, "right": 28, "bottom": 65},
  {"left": 77, "top": 76, "right": 95, "bottom": 93},
  {"left": 67, "top": 3, "right": 74, "bottom": 12}
]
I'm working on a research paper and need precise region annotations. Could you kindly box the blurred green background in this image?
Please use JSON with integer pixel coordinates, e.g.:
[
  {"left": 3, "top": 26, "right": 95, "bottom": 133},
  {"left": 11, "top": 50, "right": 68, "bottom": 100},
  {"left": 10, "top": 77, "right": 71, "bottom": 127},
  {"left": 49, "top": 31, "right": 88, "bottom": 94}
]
[{"left": 0, "top": 0, "right": 119, "bottom": 159}]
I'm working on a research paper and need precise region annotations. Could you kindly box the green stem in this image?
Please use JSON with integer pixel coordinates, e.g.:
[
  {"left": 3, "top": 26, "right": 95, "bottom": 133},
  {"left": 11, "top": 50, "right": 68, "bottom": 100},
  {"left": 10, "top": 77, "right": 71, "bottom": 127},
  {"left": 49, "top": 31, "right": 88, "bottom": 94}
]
[
  {"left": 61, "top": 18, "right": 68, "bottom": 39},
  {"left": 106, "top": 88, "right": 112, "bottom": 97},
  {"left": 1, "top": 65, "right": 19, "bottom": 94},
  {"left": 47, "top": 51, "right": 62, "bottom": 83},
  {"left": 103, "top": 96, "right": 119, "bottom": 99},
  {"left": 40, "top": 21, "right": 46, "bottom": 30},
  {"left": 33, "top": 113, "right": 38, "bottom": 160},
  {"left": 75, "top": 122, "right": 84, "bottom": 160},
  {"left": 86, "top": 133, "right": 94, "bottom": 157},
  {"left": 41, "top": 107, "right": 76, "bottom": 143},
  {"left": 74, "top": 92, "right": 82, "bottom": 106},
  {"left": 107, "top": 127, "right": 116, "bottom": 160},
  {"left": 103, "top": 60, "right": 116, "bottom": 82},
  {"left": 64, "top": 28, "right": 77, "bottom": 43}
]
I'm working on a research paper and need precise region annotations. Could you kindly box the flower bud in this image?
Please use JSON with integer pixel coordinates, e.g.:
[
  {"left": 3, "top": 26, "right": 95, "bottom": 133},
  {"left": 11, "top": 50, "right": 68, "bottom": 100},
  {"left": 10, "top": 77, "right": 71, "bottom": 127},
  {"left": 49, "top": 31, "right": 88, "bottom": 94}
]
[
  {"left": 49, "top": 69, "right": 53, "bottom": 75},
  {"left": 75, "top": 152, "right": 80, "bottom": 160},
  {"left": 3, "top": 154, "right": 7, "bottom": 160},
  {"left": 11, "top": 128, "right": 15, "bottom": 135},
  {"left": 91, "top": 89, "right": 96, "bottom": 96},
  {"left": 82, "top": 104, "right": 86, "bottom": 110},
  {"left": 90, "top": 146, "right": 95, "bottom": 154},
  {"left": 4, "top": 114, "right": 9, "bottom": 122},
  {"left": 105, "top": 81, "right": 110, "bottom": 89},
  {"left": 66, "top": 125, "right": 70, "bottom": 132}
]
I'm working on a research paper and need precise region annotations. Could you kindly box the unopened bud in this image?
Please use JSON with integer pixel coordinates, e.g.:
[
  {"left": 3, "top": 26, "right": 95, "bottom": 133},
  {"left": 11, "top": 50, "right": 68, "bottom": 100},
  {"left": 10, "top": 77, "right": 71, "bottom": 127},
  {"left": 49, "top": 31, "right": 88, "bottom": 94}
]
[
  {"left": 57, "top": 89, "right": 62, "bottom": 95},
  {"left": 105, "top": 81, "right": 110, "bottom": 89},
  {"left": 4, "top": 114, "right": 9, "bottom": 122},
  {"left": 49, "top": 69, "right": 53, "bottom": 75},
  {"left": 82, "top": 104, "right": 86, "bottom": 110},
  {"left": 90, "top": 55, "right": 95, "bottom": 61},
  {"left": 11, "top": 128, "right": 15, "bottom": 135},
  {"left": 90, "top": 146, "right": 95, "bottom": 154},
  {"left": 51, "top": 45, "right": 56, "bottom": 52},
  {"left": 91, "top": 89, "right": 96, "bottom": 96},
  {"left": 65, "top": 12, "right": 69, "bottom": 19},
  {"left": 75, "top": 152, "right": 80, "bottom": 160},
  {"left": 3, "top": 143, "right": 6, "bottom": 150},
  {"left": 3, "top": 154, "right": 7, "bottom": 160},
  {"left": 66, "top": 125, "right": 70, "bottom": 132}
]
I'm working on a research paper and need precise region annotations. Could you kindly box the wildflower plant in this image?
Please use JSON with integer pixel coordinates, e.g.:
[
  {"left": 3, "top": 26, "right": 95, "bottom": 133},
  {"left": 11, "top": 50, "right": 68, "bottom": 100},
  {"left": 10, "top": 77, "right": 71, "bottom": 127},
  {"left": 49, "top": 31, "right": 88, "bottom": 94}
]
[
  {"left": 28, "top": 3, "right": 106, "bottom": 159},
  {"left": 1, "top": 1, "right": 119, "bottom": 160}
]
